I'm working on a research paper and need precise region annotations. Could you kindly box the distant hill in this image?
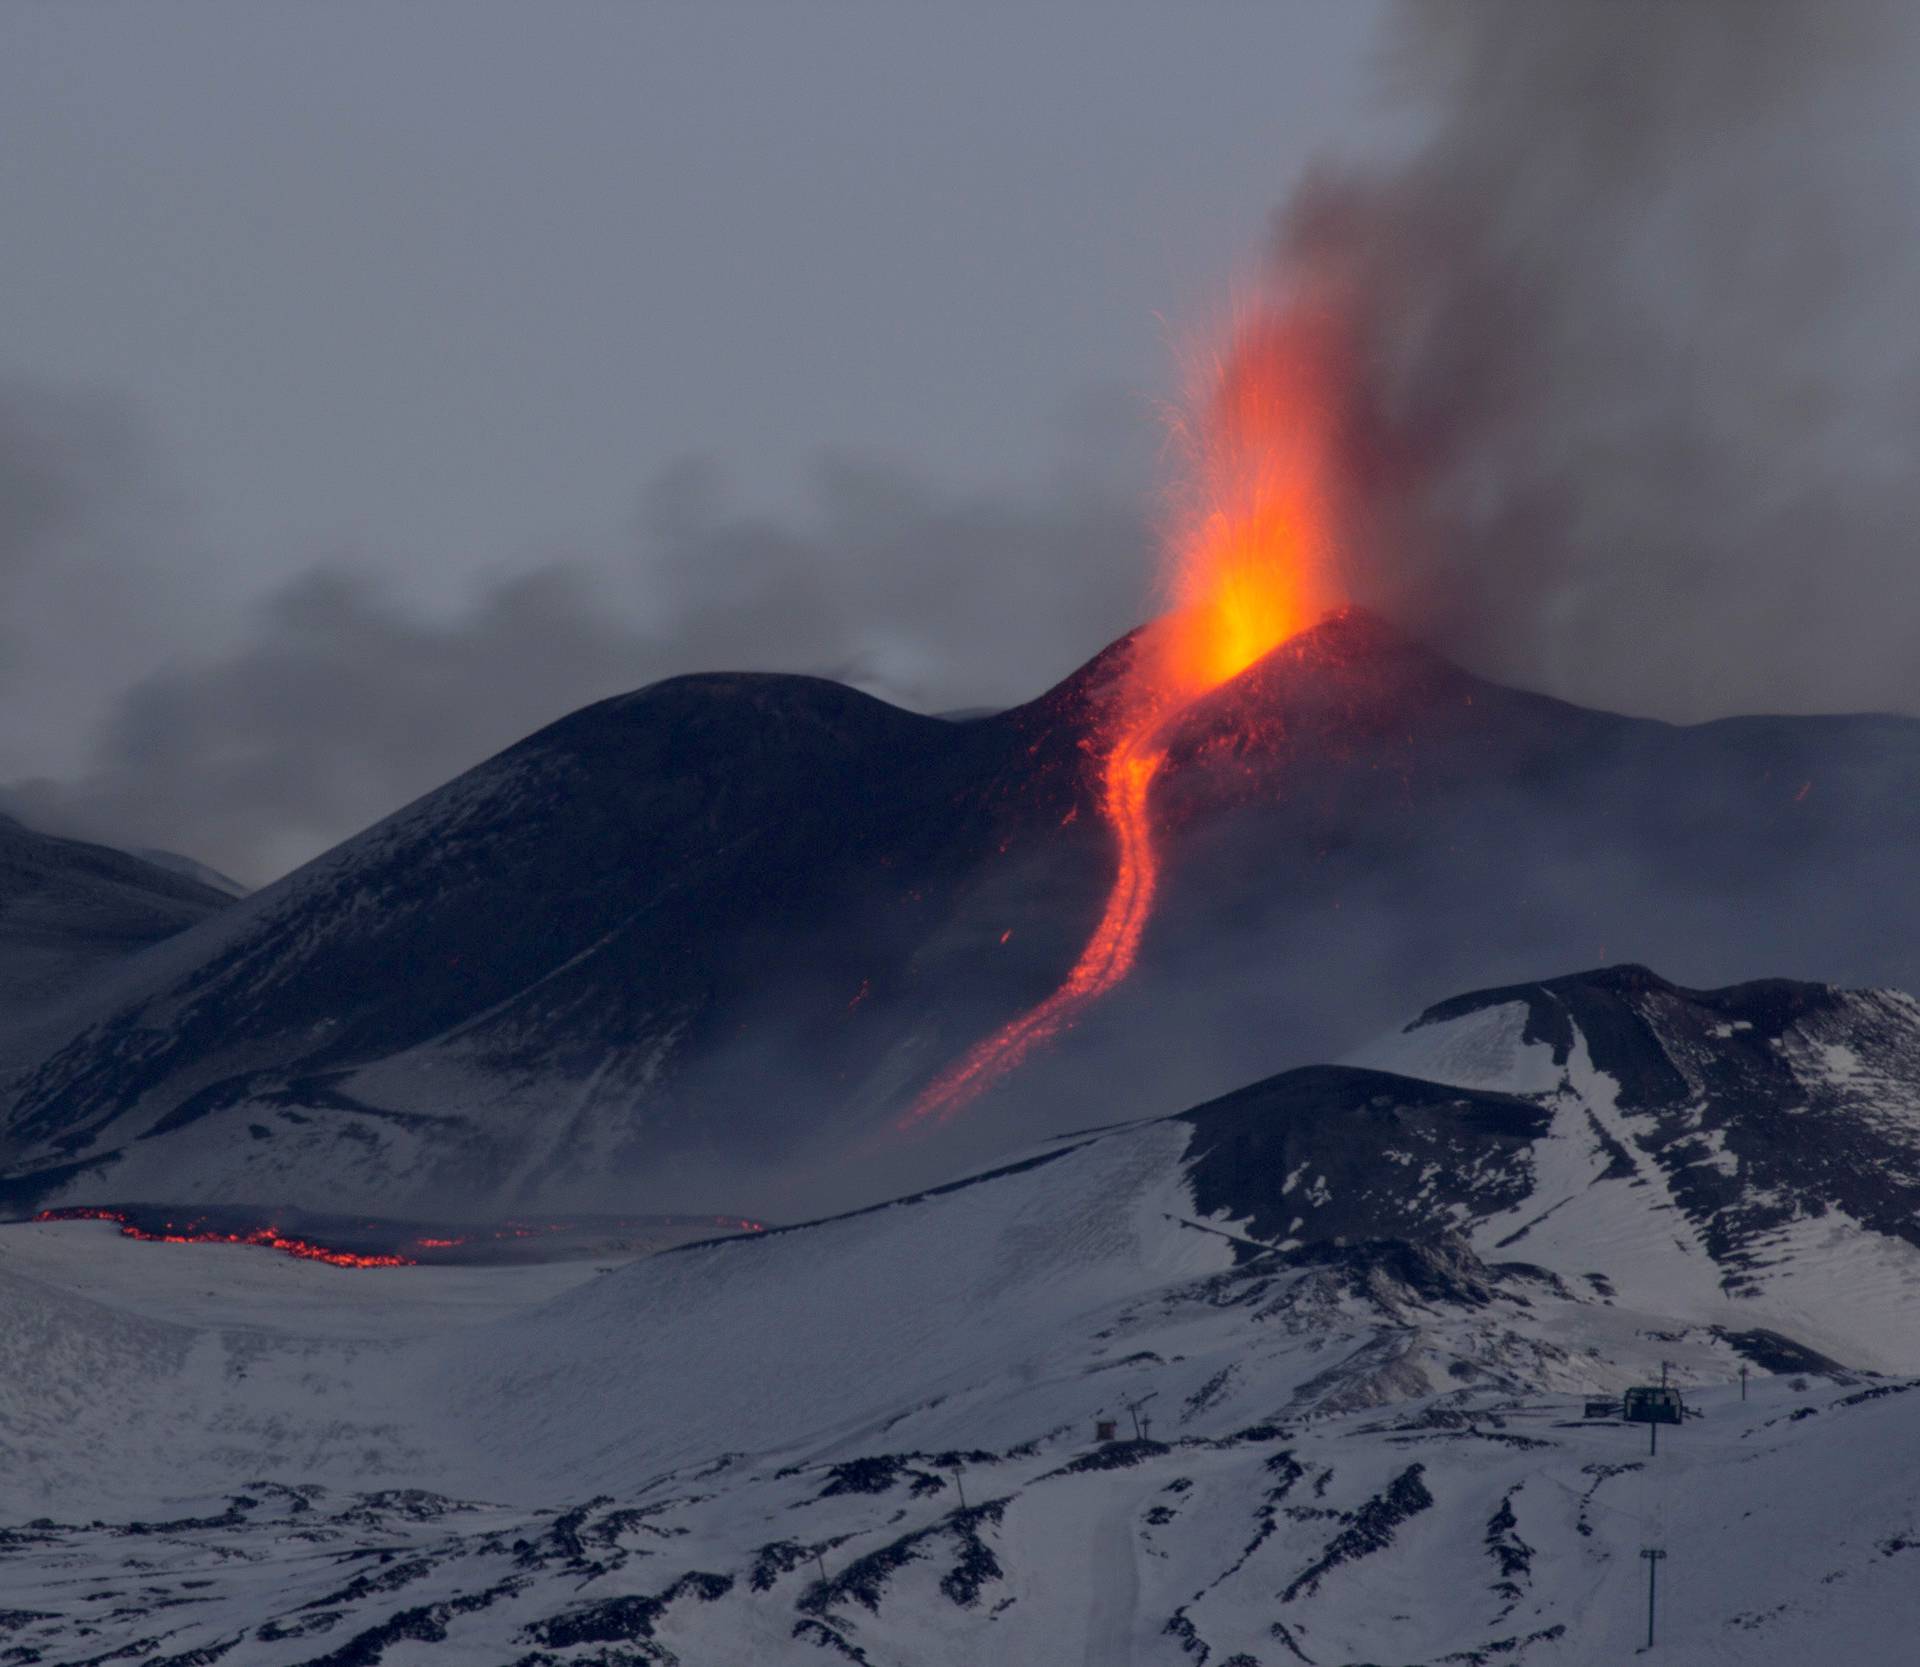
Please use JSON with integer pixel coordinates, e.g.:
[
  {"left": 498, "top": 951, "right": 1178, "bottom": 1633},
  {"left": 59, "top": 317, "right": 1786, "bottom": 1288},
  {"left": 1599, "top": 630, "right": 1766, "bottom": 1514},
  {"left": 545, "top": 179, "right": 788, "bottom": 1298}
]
[
  {"left": 0, "top": 812, "right": 232, "bottom": 1065},
  {"left": 129, "top": 847, "right": 249, "bottom": 899}
]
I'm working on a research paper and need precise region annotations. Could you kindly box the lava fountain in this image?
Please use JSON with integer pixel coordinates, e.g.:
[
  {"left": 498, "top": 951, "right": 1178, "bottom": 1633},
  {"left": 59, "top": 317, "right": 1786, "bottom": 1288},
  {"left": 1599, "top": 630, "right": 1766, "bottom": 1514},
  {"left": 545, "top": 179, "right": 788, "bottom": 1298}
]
[{"left": 901, "top": 292, "right": 1349, "bottom": 1128}]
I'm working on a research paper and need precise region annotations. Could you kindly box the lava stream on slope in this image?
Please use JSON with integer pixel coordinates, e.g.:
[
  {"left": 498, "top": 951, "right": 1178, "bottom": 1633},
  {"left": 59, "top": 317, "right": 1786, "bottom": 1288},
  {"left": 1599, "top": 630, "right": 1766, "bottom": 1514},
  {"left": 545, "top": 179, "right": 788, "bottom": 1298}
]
[{"left": 903, "top": 292, "right": 1351, "bottom": 1127}]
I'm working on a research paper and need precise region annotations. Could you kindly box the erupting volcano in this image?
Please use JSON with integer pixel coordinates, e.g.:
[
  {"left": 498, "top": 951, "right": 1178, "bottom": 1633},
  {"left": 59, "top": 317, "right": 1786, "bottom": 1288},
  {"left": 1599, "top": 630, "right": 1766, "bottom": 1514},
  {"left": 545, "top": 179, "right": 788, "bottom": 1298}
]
[{"left": 903, "top": 294, "right": 1348, "bottom": 1127}]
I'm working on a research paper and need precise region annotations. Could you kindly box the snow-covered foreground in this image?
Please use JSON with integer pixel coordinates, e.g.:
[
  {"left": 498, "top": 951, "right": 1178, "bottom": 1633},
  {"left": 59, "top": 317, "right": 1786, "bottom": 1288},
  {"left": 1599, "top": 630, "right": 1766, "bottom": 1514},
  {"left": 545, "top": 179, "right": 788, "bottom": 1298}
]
[
  {"left": 6, "top": 965, "right": 1920, "bottom": 1663},
  {"left": 5, "top": 1377, "right": 1917, "bottom": 1666}
]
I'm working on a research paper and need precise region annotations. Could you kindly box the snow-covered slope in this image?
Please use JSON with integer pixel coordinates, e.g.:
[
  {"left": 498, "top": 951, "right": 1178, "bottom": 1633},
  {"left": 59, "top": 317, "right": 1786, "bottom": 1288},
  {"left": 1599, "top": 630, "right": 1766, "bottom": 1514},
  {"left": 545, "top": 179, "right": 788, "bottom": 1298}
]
[
  {"left": 1349, "top": 964, "right": 1920, "bottom": 1366},
  {"left": 6, "top": 612, "right": 1920, "bottom": 1222},
  {"left": 7, "top": 1376, "right": 1916, "bottom": 1666},
  {"left": 7, "top": 965, "right": 1920, "bottom": 1661}
]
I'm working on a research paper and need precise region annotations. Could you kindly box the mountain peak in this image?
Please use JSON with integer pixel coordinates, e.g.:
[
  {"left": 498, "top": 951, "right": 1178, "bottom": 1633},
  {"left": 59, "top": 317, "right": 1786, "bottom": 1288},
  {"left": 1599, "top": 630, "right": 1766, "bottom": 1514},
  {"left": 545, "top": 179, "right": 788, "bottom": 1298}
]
[{"left": 8, "top": 604, "right": 1920, "bottom": 1222}]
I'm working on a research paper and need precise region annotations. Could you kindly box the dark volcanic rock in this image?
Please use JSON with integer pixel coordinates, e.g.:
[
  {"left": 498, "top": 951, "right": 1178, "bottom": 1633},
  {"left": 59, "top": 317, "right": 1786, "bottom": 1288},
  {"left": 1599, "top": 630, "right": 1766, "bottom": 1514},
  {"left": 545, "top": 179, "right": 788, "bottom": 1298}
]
[
  {"left": 1180, "top": 1066, "right": 1550, "bottom": 1254},
  {"left": 1281, "top": 1463, "right": 1435, "bottom": 1602},
  {"left": 0, "top": 651, "right": 1121, "bottom": 1209},
  {"left": 1402, "top": 966, "right": 1920, "bottom": 1281},
  {"left": 5, "top": 611, "right": 1920, "bottom": 1218}
]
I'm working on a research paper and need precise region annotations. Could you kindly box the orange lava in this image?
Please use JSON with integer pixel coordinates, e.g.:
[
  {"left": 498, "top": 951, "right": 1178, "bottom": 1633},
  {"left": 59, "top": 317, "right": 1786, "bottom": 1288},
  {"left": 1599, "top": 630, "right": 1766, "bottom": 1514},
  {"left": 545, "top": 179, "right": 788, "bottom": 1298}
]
[
  {"left": 30, "top": 1208, "right": 768, "bottom": 1262},
  {"left": 33, "top": 1207, "right": 415, "bottom": 1269},
  {"left": 902, "top": 725, "right": 1167, "bottom": 1125},
  {"left": 1152, "top": 299, "right": 1346, "bottom": 699},
  {"left": 901, "top": 291, "right": 1347, "bottom": 1129}
]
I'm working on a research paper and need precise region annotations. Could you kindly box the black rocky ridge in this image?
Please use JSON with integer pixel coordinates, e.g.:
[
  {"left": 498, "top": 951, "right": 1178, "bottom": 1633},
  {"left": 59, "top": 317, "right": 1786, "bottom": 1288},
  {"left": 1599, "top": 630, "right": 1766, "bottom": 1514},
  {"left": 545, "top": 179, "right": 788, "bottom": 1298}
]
[
  {"left": 1180, "top": 1064, "right": 1550, "bottom": 1254},
  {"left": 1406, "top": 965, "right": 1920, "bottom": 1280},
  {"left": 1161, "top": 964, "right": 1920, "bottom": 1303}
]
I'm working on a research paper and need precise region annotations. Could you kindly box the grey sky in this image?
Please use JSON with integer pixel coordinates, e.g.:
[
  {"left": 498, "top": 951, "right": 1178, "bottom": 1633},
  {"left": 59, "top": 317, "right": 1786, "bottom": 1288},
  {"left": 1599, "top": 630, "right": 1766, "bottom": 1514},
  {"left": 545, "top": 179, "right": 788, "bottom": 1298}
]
[{"left": 2, "top": 4, "right": 1379, "bottom": 599}]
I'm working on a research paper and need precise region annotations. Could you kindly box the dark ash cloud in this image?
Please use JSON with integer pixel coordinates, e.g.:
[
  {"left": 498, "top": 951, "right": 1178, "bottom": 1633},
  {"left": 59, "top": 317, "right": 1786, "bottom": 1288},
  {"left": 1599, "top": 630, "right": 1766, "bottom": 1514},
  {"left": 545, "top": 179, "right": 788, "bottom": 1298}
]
[{"left": 1299, "top": 0, "right": 1920, "bottom": 723}]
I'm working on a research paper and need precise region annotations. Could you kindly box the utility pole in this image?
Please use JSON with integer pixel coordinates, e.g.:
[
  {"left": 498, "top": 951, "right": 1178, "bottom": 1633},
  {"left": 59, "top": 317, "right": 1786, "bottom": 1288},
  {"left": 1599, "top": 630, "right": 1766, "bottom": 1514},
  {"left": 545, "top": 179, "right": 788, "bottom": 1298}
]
[
  {"left": 1640, "top": 1547, "right": 1667, "bottom": 1649},
  {"left": 1649, "top": 1415, "right": 1658, "bottom": 1457},
  {"left": 1122, "top": 1392, "right": 1158, "bottom": 1442},
  {"left": 952, "top": 1465, "right": 967, "bottom": 1512},
  {"left": 1660, "top": 1359, "right": 1670, "bottom": 1387},
  {"left": 814, "top": 1550, "right": 828, "bottom": 1586},
  {"left": 1740, "top": 1364, "right": 1749, "bottom": 1402}
]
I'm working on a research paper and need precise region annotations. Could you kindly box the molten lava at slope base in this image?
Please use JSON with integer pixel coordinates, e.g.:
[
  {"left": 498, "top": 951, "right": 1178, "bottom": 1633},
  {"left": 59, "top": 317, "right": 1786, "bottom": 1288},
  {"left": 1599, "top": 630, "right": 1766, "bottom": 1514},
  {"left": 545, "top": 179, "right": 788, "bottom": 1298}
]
[
  {"left": 29, "top": 1206, "right": 770, "bottom": 1268},
  {"left": 33, "top": 1207, "right": 416, "bottom": 1269},
  {"left": 903, "top": 293, "right": 1348, "bottom": 1128}
]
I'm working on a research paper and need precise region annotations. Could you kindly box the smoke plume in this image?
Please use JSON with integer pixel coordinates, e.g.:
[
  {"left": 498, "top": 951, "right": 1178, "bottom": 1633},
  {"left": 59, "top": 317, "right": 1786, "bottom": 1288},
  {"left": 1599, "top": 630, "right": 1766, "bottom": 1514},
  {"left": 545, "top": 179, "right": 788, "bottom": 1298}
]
[{"left": 1299, "top": 0, "right": 1920, "bottom": 722}]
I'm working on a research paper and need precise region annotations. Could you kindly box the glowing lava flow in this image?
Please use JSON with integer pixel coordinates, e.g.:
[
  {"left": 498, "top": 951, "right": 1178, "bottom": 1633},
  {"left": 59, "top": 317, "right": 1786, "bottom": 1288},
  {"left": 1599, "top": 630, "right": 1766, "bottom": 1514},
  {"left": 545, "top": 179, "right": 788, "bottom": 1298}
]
[
  {"left": 902, "top": 726, "right": 1168, "bottom": 1125},
  {"left": 28, "top": 1207, "right": 772, "bottom": 1265},
  {"left": 901, "top": 291, "right": 1348, "bottom": 1129},
  {"left": 32, "top": 1207, "right": 415, "bottom": 1269}
]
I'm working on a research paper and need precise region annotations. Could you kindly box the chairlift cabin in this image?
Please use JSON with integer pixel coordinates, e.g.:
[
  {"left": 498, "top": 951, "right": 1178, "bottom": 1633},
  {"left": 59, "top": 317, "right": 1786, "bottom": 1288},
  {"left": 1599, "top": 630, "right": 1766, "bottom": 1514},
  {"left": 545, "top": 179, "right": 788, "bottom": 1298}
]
[{"left": 1623, "top": 1385, "right": 1684, "bottom": 1425}]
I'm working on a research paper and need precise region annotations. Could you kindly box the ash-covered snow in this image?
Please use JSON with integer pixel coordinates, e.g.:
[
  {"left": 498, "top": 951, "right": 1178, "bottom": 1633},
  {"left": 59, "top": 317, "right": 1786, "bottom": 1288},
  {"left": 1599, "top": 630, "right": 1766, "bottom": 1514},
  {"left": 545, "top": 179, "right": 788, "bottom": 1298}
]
[{"left": 7, "top": 962, "right": 1920, "bottom": 1661}]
